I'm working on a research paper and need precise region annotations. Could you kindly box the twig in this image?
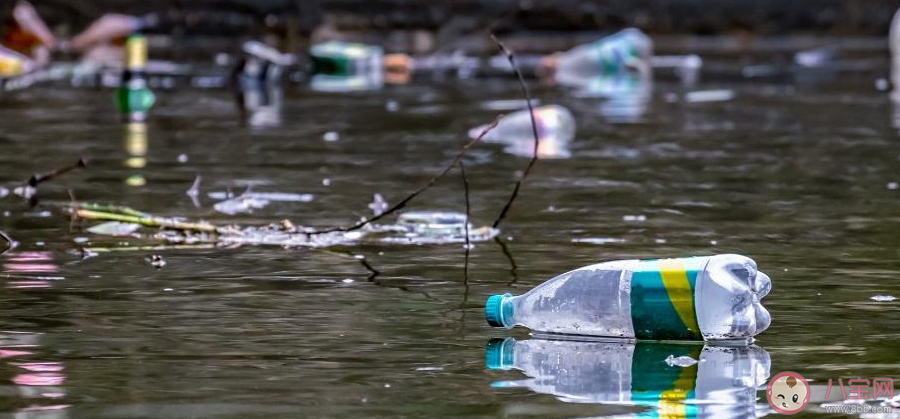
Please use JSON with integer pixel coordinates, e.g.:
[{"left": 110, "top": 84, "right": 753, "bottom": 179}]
[
  {"left": 75, "top": 208, "right": 217, "bottom": 233},
  {"left": 307, "top": 115, "right": 502, "bottom": 235},
  {"left": 0, "top": 229, "right": 16, "bottom": 255},
  {"left": 460, "top": 161, "right": 471, "bottom": 284},
  {"left": 490, "top": 34, "right": 540, "bottom": 229},
  {"left": 27, "top": 157, "right": 87, "bottom": 187},
  {"left": 77, "top": 202, "right": 152, "bottom": 218}
]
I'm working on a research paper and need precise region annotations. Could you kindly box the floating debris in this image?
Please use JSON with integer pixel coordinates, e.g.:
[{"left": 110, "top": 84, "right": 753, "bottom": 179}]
[
  {"left": 73, "top": 203, "right": 498, "bottom": 249},
  {"left": 211, "top": 191, "right": 314, "bottom": 215},
  {"left": 86, "top": 222, "right": 141, "bottom": 237},
  {"left": 148, "top": 254, "right": 166, "bottom": 268},
  {"left": 665, "top": 354, "right": 699, "bottom": 367},
  {"left": 571, "top": 237, "right": 626, "bottom": 245},
  {"left": 684, "top": 89, "right": 735, "bottom": 103},
  {"left": 323, "top": 131, "right": 340, "bottom": 142},
  {"left": 368, "top": 193, "right": 388, "bottom": 216},
  {"left": 870, "top": 295, "right": 897, "bottom": 302}
]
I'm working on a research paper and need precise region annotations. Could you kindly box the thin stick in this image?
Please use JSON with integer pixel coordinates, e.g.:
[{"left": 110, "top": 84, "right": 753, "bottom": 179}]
[
  {"left": 27, "top": 157, "right": 87, "bottom": 187},
  {"left": 308, "top": 116, "right": 502, "bottom": 235},
  {"left": 460, "top": 161, "right": 471, "bottom": 284},
  {"left": 75, "top": 208, "right": 218, "bottom": 232},
  {"left": 490, "top": 34, "right": 540, "bottom": 229},
  {"left": 0, "top": 229, "right": 16, "bottom": 255}
]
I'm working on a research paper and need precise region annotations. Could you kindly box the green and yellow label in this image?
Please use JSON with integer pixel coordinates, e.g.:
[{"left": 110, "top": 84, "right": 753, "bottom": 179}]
[{"left": 630, "top": 257, "right": 705, "bottom": 340}]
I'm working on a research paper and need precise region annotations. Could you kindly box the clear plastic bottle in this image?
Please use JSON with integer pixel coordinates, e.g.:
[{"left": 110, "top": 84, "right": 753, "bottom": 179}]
[
  {"left": 553, "top": 28, "right": 653, "bottom": 87},
  {"left": 309, "top": 41, "right": 383, "bottom": 77},
  {"left": 468, "top": 105, "right": 576, "bottom": 159},
  {"left": 485, "top": 337, "right": 770, "bottom": 418},
  {"left": 485, "top": 254, "right": 771, "bottom": 341}
]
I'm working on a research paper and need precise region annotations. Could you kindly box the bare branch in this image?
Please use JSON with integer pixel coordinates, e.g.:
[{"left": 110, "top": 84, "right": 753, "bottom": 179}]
[
  {"left": 490, "top": 34, "right": 540, "bottom": 229},
  {"left": 307, "top": 115, "right": 502, "bottom": 235}
]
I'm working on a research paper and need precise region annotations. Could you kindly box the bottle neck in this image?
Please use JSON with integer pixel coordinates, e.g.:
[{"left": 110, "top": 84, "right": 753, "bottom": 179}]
[{"left": 498, "top": 294, "right": 516, "bottom": 328}]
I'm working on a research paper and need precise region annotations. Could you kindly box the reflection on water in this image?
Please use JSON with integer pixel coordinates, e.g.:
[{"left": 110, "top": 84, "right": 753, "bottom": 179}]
[
  {"left": 0, "top": 331, "right": 68, "bottom": 419},
  {"left": 486, "top": 338, "right": 769, "bottom": 418},
  {"left": 309, "top": 71, "right": 384, "bottom": 92},
  {"left": 576, "top": 71, "right": 652, "bottom": 123},
  {"left": 124, "top": 122, "right": 148, "bottom": 186},
  {"left": 2, "top": 251, "right": 60, "bottom": 289}
]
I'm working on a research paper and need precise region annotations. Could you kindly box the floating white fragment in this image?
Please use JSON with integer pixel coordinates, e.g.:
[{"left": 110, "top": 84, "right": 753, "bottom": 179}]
[
  {"left": 654, "top": 238, "right": 667, "bottom": 244},
  {"left": 623, "top": 215, "right": 647, "bottom": 222},
  {"left": 710, "top": 240, "right": 718, "bottom": 245},
  {"left": 383, "top": 384, "right": 391, "bottom": 388},
  {"left": 876, "top": 78, "right": 890, "bottom": 91},
  {"left": 572, "top": 237, "right": 625, "bottom": 245},
  {"left": 163, "top": 288, "right": 173, "bottom": 292},
  {"left": 685, "top": 89, "right": 735, "bottom": 103},
  {"left": 87, "top": 222, "right": 141, "bottom": 237},
  {"left": 177, "top": 154, "right": 189, "bottom": 163},
  {"left": 342, "top": 278, "right": 354, "bottom": 283},
  {"left": 665, "top": 355, "right": 699, "bottom": 367},
  {"left": 888, "top": 182, "right": 898, "bottom": 190},
  {"left": 870, "top": 295, "right": 897, "bottom": 302},
  {"left": 415, "top": 366, "right": 444, "bottom": 372},
  {"left": 385, "top": 100, "right": 399, "bottom": 112},
  {"left": 323, "top": 131, "right": 340, "bottom": 142},
  {"left": 322, "top": 178, "right": 331, "bottom": 186},
  {"left": 73, "top": 237, "right": 89, "bottom": 244}
]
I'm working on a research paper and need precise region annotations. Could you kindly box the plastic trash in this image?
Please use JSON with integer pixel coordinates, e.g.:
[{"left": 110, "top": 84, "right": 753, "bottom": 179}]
[
  {"left": 310, "top": 41, "right": 383, "bottom": 76},
  {"left": 485, "top": 254, "right": 771, "bottom": 341},
  {"left": 485, "top": 337, "right": 770, "bottom": 417},
  {"left": 468, "top": 105, "right": 576, "bottom": 159},
  {"left": 115, "top": 35, "right": 155, "bottom": 122},
  {"left": 551, "top": 28, "right": 653, "bottom": 87}
]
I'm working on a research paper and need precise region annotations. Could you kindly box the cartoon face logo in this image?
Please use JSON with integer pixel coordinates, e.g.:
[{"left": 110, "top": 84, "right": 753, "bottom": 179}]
[{"left": 767, "top": 372, "right": 810, "bottom": 414}]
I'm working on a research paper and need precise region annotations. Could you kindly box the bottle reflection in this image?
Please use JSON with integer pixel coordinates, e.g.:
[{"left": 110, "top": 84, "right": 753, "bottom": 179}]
[
  {"left": 486, "top": 337, "right": 770, "bottom": 418},
  {"left": 234, "top": 41, "right": 294, "bottom": 127},
  {"left": 575, "top": 71, "right": 652, "bottom": 124},
  {"left": 0, "top": 331, "right": 68, "bottom": 418},
  {"left": 124, "top": 122, "right": 148, "bottom": 186},
  {"left": 309, "top": 71, "right": 383, "bottom": 92}
]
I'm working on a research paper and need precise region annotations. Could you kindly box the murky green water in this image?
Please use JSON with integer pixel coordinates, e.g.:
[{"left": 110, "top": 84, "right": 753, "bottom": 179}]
[{"left": 1, "top": 57, "right": 900, "bottom": 418}]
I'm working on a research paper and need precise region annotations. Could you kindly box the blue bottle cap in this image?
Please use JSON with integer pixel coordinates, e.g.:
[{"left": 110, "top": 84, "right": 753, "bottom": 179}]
[
  {"left": 485, "top": 293, "right": 511, "bottom": 327},
  {"left": 485, "top": 338, "right": 516, "bottom": 370}
]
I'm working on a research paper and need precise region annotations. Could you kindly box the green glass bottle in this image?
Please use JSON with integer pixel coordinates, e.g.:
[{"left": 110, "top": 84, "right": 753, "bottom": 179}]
[{"left": 115, "top": 35, "right": 155, "bottom": 122}]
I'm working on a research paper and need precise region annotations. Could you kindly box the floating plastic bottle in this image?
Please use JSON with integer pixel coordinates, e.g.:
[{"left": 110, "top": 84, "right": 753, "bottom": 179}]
[
  {"left": 236, "top": 41, "right": 293, "bottom": 127},
  {"left": 310, "top": 41, "right": 383, "bottom": 77},
  {"left": 486, "top": 337, "right": 770, "bottom": 418},
  {"left": 468, "top": 105, "right": 576, "bottom": 159},
  {"left": 115, "top": 35, "right": 155, "bottom": 122},
  {"left": 552, "top": 28, "right": 653, "bottom": 87},
  {"left": 0, "top": 47, "right": 30, "bottom": 77},
  {"left": 485, "top": 254, "right": 771, "bottom": 341}
]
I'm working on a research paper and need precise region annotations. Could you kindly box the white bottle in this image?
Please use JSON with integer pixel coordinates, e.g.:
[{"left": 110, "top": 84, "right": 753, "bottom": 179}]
[
  {"left": 485, "top": 254, "right": 771, "bottom": 341},
  {"left": 554, "top": 28, "right": 653, "bottom": 88},
  {"left": 486, "top": 337, "right": 770, "bottom": 418},
  {"left": 468, "top": 105, "right": 576, "bottom": 159}
]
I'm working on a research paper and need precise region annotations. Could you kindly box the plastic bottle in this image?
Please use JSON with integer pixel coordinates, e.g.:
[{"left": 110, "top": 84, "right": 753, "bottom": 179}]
[
  {"left": 115, "top": 35, "right": 155, "bottom": 122},
  {"left": 485, "top": 254, "right": 771, "bottom": 341},
  {"left": 309, "top": 41, "right": 383, "bottom": 77},
  {"left": 468, "top": 105, "right": 576, "bottom": 159},
  {"left": 553, "top": 28, "right": 653, "bottom": 87},
  {"left": 486, "top": 337, "right": 770, "bottom": 418}
]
